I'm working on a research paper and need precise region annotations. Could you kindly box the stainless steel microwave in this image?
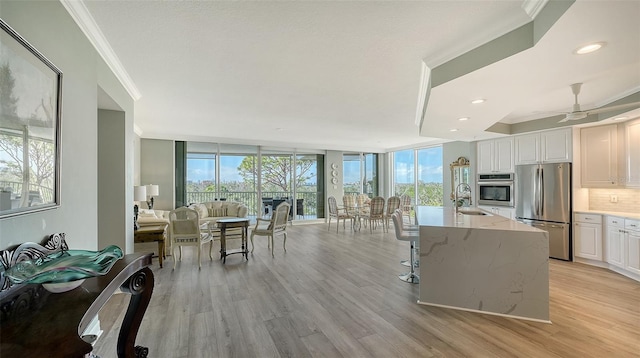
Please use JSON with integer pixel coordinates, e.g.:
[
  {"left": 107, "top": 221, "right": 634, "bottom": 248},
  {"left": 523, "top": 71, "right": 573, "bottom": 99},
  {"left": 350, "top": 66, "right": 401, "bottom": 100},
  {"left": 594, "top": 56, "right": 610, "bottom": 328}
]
[{"left": 477, "top": 173, "right": 514, "bottom": 207}]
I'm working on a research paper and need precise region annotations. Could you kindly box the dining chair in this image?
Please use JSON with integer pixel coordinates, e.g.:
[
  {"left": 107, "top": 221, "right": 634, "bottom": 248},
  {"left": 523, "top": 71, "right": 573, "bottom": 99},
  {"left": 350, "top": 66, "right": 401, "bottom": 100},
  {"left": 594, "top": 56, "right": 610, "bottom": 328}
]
[
  {"left": 356, "top": 194, "right": 370, "bottom": 214},
  {"left": 168, "top": 207, "right": 213, "bottom": 269},
  {"left": 384, "top": 196, "right": 401, "bottom": 232},
  {"left": 327, "top": 196, "right": 353, "bottom": 232},
  {"left": 400, "top": 194, "right": 413, "bottom": 224},
  {"left": 250, "top": 201, "right": 291, "bottom": 257},
  {"left": 362, "top": 196, "right": 385, "bottom": 233}
]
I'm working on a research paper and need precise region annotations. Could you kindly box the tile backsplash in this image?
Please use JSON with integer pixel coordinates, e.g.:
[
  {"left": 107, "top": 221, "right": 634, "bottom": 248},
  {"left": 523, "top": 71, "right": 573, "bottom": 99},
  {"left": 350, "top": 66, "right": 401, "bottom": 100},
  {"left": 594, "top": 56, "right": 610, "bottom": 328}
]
[{"left": 589, "top": 189, "right": 640, "bottom": 213}]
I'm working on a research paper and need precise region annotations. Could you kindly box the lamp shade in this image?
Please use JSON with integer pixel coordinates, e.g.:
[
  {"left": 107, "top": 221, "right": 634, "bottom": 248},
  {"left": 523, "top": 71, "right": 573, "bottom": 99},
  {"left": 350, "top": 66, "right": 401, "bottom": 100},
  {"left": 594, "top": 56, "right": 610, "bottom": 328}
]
[
  {"left": 134, "top": 186, "right": 147, "bottom": 201},
  {"left": 145, "top": 184, "right": 159, "bottom": 197}
]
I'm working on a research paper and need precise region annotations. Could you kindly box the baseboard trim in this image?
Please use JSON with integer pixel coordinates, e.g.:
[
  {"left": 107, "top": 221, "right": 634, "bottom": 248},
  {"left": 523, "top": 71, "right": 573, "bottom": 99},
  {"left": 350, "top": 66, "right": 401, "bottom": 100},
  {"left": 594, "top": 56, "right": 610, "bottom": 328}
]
[{"left": 416, "top": 300, "right": 552, "bottom": 324}]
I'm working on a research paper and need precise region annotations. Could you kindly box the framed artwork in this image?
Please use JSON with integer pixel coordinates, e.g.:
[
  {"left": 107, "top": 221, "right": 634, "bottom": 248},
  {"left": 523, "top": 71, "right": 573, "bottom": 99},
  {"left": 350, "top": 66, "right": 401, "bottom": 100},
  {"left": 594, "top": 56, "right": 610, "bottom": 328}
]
[{"left": 0, "top": 19, "right": 62, "bottom": 219}]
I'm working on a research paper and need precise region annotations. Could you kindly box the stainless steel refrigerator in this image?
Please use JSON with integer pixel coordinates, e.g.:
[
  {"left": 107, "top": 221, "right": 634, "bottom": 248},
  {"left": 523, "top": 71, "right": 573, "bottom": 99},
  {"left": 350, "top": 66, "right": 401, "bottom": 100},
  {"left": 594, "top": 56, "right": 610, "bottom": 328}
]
[{"left": 516, "top": 162, "right": 572, "bottom": 260}]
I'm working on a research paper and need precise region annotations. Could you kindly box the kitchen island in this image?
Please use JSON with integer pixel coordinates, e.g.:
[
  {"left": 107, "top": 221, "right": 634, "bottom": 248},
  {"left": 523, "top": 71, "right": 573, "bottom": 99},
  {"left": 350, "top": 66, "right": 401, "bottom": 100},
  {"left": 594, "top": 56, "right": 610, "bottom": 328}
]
[{"left": 416, "top": 206, "right": 550, "bottom": 323}]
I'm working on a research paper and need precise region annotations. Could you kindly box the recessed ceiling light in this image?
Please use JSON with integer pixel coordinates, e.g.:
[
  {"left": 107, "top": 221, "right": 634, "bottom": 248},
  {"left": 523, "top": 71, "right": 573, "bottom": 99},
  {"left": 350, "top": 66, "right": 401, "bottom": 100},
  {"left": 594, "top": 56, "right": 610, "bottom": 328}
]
[
  {"left": 458, "top": 117, "right": 469, "bottom": 121},
  {"left": 575, "top": 42, "right": 606, "bottom": 55},
  {"left": 612, "top": 116, "right": 627, "bottom": 121},
  {"left": 471, "top": 99, "right": 485, "bottom": 104},
  {"left": 450, "top": 129, "right": 459, "bottom": 132}
]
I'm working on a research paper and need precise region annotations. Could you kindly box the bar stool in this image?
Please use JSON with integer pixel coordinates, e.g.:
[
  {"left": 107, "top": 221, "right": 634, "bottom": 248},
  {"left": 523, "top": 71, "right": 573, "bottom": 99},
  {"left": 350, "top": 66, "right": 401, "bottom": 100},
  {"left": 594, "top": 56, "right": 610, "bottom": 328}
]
[
  {"left": 391, "top": 211, "right": 419, "bottom": 284},
  {"left": 393, "top": 209, "right": 419, "bottom": 267}
]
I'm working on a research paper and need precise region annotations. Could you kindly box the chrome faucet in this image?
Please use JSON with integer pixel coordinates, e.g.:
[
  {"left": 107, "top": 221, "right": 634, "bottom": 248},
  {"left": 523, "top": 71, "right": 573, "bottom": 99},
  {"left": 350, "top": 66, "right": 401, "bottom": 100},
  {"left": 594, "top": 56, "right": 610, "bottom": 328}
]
[{"left": 455, "top": 183, "right": 472, "bottom": 214}]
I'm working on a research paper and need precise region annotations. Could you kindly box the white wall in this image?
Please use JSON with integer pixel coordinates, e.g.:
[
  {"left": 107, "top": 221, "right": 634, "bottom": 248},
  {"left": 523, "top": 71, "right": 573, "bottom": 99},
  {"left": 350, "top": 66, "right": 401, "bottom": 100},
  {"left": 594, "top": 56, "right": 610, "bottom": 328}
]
[
  {"left": 98, "top": 109, "right": 129, "bottom": 251},
  {"left": 0, "top": 1, "right": 134, "bottom": 251},
  {"left": 442, "top": 141, "right": 475, "bottom": 208},
  {"left": 140, "top": 139, "right": 175, "bottom": 210},
  {"left": 325, "top": 151, "right": 343, "bottom": 208}
]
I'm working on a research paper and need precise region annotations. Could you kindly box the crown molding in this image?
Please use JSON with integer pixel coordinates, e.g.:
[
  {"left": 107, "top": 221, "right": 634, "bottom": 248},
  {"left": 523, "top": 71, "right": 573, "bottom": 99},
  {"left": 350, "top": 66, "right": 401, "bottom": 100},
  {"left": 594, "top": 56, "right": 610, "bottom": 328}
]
[
  {"left": 60, "top": 0, "right": 141, "bottom": 101},
  {"left": 522, "top": 0, "right": 549, "bottom": 19}
]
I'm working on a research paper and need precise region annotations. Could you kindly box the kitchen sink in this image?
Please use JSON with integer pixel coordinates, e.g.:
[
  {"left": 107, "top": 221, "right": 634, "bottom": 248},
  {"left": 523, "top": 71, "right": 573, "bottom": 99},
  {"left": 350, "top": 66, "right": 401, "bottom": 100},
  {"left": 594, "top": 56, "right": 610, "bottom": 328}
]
[{"left": 458, "top": 210, "right": 489, "bottom": 216}]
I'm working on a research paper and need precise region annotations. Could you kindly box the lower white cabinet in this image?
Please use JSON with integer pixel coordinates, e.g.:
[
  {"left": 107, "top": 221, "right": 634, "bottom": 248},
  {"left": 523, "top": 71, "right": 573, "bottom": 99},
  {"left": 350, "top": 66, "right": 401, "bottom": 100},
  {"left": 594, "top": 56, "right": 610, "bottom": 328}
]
[
  {"left": 606, "top": 217, "right": 625, "bottom": 268},
  {"left": 624, "top": 219, "right": 640, "bottom": 276},
  {"left": 478, "top": 206, "right": 514, "bottom": 219},
  {"left": 574, "top": 213, "right": 640, "bottom": 282},
  {"left": 574, "top": 213, "right": 602, "bottom": 260}
]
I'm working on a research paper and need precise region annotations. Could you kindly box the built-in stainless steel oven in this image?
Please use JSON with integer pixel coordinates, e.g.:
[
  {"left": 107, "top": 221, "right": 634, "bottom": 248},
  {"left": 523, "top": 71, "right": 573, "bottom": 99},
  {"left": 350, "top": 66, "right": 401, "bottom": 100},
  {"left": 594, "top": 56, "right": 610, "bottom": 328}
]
[{"left": 477, "top": 173, "right": 514, "bottom": 207}]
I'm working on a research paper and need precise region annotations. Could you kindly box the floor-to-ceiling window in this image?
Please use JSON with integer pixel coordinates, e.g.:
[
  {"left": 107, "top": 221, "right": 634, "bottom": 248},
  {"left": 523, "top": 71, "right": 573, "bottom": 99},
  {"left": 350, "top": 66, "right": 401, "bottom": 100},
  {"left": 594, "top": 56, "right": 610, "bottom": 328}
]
[
  {"left": 392, "top": 145, "right": 442, "bottom": 207},
  {"left": 186, "top": 142, "right": 218, "bottom": 203},
  {"left": 343, "top": 153, "right": 378, "bottom": 197},
  {"left": 417, "top": 146, "right": 443, "bottom": 206},
  {"left": 184, "top": 142, "right": 323, "bottom": 221},
  {"left": 295, "top": 153, "right": 323, "bottom": 219},
  {"left": 219, "top": 144, "right": 258, "bottom": 217},
  {"left": 393, "top": 149, "right": 415, "bottom": 198}
]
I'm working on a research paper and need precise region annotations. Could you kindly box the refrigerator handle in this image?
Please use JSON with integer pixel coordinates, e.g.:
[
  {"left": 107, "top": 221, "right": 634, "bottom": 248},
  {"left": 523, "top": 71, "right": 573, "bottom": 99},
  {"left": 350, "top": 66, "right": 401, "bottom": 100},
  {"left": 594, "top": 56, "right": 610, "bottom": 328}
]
[
  {"left": 539, "top": 167, "right": 544, "bottom": 216},
  {"left": 533, "top": 168, "right": 540, "bottom": 217}
]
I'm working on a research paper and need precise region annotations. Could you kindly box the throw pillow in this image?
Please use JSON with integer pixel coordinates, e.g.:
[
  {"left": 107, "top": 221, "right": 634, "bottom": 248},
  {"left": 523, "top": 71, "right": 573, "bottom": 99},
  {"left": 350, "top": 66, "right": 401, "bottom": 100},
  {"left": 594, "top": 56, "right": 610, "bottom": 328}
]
[
  {"left": 195, "top": 204, "right": 208, "bottom": 218},
  {"left": 225, "top": 202, "right": 239, "bottom": 216},
  {"left": 138, "top": 209, "right": 157, "bottom": 218},
  {"left": 209, "top": 207, "right": 227, "bottom": 217}
]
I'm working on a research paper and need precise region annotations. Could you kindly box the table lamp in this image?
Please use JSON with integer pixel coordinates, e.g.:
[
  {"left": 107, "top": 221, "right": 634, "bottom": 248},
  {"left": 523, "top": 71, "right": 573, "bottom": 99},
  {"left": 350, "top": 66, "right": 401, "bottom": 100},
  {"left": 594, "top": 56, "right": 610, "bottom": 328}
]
[
  {"left": 145, "top": 184, "right": 159, "bottom": 209},
  {"left": 134, "top": 185, "right": 147, "bottom": 230}
]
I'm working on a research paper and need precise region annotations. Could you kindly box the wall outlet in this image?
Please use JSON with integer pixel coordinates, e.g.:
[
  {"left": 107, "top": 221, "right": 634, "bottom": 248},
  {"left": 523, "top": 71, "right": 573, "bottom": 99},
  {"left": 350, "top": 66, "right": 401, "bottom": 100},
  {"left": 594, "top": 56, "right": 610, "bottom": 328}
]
[{"left": 610, "top": 194, "right": 618, "bottom": 203}]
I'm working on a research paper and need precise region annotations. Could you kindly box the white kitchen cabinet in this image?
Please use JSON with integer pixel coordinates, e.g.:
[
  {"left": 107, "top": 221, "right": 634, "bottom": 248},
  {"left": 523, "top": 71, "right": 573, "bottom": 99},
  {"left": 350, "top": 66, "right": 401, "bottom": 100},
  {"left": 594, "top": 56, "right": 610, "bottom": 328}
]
[
  {"left": 515, "top": 128, "right": 572, "bottom": 165},
  {"left": 478, "top": 205, "right": 514, "bottom": 219},
  {"left": 581, "top": 124, "right": 618, "bottom": 187},
  {"left": 624, "top": 119, "right": 640, "bottom": 187},
  {"left": 624, "top": 219, "right": 640, "bottom": 276},
  {"left": 476, "top": 137, "right": 514, "bottom": 173},
  {"left": 574, "top": 213, "right": 602, "bottom": 261},
  {"left": 606, "top": 216, "right": 625, "bottom": 268}
]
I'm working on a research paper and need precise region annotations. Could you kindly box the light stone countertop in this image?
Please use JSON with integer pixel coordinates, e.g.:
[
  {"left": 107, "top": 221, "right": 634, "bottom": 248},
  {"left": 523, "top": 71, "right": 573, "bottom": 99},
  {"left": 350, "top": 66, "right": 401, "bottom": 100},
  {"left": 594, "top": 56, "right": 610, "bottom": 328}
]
[
  {"left": 415, "top": 206, "right": 545, "bottom": 233},
  {"left": 573, "top": 209, "right": 640, "bottom": 220}
]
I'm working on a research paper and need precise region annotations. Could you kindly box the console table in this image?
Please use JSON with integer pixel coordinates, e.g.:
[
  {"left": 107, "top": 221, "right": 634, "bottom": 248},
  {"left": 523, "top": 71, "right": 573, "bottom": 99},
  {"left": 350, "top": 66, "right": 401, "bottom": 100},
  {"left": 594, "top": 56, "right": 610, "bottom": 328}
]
[
  {"left": 134, "top": 224, "right": 167, "bottom": 268},
  {"left": 0, "top": 242, "right": 154, "bottom": 357}
]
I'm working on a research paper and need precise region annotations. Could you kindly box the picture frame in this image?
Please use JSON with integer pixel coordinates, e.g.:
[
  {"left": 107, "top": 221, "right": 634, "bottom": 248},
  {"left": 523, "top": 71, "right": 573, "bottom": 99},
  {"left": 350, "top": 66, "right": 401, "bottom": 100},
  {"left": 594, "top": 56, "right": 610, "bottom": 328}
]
[{"left": 0, "top": 19, "right": 62, "bottom": 219}]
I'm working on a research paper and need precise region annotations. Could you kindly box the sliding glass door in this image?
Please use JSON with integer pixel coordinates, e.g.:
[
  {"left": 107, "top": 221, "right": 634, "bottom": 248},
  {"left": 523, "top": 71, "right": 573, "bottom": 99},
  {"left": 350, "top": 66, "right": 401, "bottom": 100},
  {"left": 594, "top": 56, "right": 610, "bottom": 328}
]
[{"left": 184, "top": 142, "right": 323, "bottom": 221}]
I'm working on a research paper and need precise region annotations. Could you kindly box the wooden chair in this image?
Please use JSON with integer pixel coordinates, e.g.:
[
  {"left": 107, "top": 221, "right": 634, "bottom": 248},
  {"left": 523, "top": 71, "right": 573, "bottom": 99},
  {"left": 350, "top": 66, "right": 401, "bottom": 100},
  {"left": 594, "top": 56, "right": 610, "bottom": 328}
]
[
  {"left": 362, "top": 196, "right": 385, "bottom": 232},
  {"left": 168, "top": 207, "right": 213, "bottom": 269},
  {"left": 356, "top": 194, "right": 370, "bottom": 214},
  {"left": 327, "top": 196, "right": 353, "bottom": 232},
  {"left": 384, "top": 196, "right": 401, "bottom": 232},
  {"left": 250, "top": 201, "right": 291, "bottom": 257},
  {"left": 400, "top": 194, "right": 413, "bottom": 224}
]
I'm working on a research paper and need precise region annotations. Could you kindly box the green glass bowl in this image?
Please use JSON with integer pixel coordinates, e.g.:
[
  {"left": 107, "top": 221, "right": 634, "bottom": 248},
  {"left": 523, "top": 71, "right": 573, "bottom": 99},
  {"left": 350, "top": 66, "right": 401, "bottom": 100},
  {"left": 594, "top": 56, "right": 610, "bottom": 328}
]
[{"left": 5, "top": 245, "right": 124, "bottom": 288}]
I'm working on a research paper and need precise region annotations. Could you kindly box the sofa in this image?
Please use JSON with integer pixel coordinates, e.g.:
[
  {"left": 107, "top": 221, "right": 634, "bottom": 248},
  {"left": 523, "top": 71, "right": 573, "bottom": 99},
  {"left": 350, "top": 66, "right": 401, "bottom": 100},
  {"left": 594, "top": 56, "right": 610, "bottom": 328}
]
[{"left": 136, "top": 201, "right": 249, "bottom": 228}]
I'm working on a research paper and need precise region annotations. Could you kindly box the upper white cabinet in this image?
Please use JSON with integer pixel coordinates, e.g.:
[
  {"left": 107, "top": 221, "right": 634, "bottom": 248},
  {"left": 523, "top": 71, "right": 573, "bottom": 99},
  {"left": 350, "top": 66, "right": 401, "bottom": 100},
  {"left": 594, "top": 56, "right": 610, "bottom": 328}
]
[
  {"left": 515, "top": 128, "right": 572, "bottom": 165},
  {"left": 477, "top": 137, "right": 514, "bottom": 174},
  {"left": 581, "top": 124, "right": 618, "bottom": 187},
  {"left": 625, "top": 119, "right": 640, "bottom": 187}
]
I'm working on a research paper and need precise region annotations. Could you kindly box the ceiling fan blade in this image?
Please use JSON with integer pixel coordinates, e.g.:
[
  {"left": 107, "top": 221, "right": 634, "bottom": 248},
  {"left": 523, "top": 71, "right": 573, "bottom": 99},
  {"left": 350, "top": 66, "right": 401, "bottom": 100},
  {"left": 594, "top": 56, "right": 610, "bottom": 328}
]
[{"left": 587, "top": 101, "right": 640, "bottom": 115}]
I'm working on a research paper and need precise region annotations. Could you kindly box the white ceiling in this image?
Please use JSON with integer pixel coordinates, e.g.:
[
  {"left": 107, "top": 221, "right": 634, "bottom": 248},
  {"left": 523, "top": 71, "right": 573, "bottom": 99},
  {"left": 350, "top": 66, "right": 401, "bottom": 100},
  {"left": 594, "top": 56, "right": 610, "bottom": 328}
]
[{"left": 78, "top": 0, "right": 640, "bottom": 152}]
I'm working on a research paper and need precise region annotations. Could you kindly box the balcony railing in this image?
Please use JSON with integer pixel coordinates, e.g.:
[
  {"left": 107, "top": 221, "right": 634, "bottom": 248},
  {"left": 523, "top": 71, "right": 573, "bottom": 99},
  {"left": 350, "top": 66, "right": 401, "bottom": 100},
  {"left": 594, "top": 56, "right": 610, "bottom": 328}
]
[
  {"left": 0, "top": 181, "right": 54, "bottom": 206},
  {"left": 186, "top": 191, "right": 322, "bottom": 219}
]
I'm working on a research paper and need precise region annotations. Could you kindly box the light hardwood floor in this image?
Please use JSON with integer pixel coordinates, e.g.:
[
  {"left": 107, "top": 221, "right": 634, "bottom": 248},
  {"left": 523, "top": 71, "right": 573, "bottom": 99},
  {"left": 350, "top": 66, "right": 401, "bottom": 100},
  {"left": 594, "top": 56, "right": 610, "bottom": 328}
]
[{"left": 93, "top": 223, "right": 640, "bottom": 357}]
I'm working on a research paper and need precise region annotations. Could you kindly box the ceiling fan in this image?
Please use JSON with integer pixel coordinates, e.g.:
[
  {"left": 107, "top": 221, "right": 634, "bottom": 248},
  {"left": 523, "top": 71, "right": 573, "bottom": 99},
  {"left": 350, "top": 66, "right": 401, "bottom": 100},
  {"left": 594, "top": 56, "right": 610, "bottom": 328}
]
[{"left": 558, "top": 83, "right": 640, "bottom": 122}]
